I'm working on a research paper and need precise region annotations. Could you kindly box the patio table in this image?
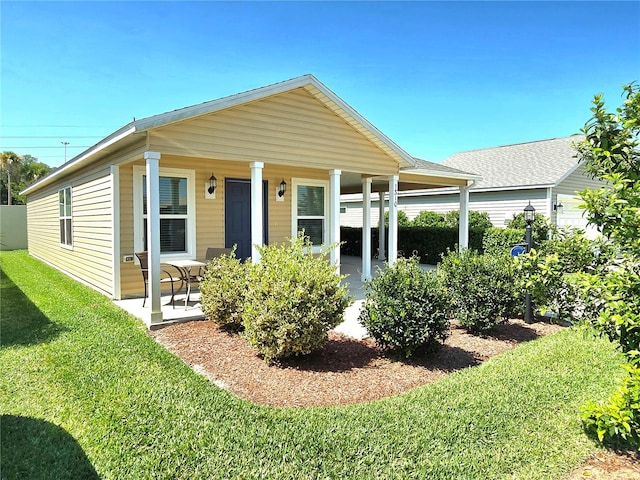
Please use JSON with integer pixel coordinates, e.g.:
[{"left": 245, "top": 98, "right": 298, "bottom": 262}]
[{"left": 162, "top": 259, "right": 206, "bottom": 309}]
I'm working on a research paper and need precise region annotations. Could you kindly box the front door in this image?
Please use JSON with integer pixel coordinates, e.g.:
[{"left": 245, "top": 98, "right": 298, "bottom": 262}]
[{"left": 225, "top": 178, "right": 268, "bottom": 260}]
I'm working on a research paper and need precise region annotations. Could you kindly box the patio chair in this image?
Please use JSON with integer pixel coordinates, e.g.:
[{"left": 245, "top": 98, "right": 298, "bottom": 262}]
[
  {"left": 205, "top": 247, "right": 232, "bottom": 260},
  {"left": 135, "top": 251, "right": 183, "bottom": 308}
]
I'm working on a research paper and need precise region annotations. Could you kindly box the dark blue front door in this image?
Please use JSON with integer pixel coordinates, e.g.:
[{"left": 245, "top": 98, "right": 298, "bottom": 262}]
[{"left": 224, "top": 179, "right": 268, "bottom": 261}]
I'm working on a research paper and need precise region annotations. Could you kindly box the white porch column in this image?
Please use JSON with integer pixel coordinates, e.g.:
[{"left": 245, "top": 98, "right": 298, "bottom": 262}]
[
  {"left": 144, "top": 151, "right": 162, "bottom": 326},
  {"left": 110, "top": 165, "right": 121, "bottom": 300},
  {"left": 459, "top": 184, "right": 470, "bottom": 251},
  {"left": 361, "top": 177, "right": 372, "bottom": 281},
  {"left": 388, "top": 175, "right": 399, "bottom": 265},
  {"left": 329, "top": 169, "right": 341, "bottom": 269},
  {"left": 250, "top": 162, "right": 264, "bottom": 263},
  {"left": 378, "top": 191, "right": 386, "bottom": 261}
]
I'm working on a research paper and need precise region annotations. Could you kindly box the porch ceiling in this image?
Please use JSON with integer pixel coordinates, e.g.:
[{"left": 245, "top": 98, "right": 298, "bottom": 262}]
[{"left": 340, "top": 170, "right": 473, "bottom": 194}]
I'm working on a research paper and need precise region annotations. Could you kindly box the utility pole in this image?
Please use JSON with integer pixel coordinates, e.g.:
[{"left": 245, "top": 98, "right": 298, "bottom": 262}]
[{"left": 61, "top": 141, "right": 70, "bottom": 162}]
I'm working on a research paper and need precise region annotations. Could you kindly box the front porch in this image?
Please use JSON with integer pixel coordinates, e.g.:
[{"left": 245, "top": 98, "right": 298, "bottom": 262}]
[{"left": 115, "top": 255, "right": 436, "bottom": 339}]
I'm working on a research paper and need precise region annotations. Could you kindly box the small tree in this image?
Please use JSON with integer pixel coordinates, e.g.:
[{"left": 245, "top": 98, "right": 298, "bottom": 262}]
[{"left": 576, "top": 82, "right": 640, "bottom": 448}]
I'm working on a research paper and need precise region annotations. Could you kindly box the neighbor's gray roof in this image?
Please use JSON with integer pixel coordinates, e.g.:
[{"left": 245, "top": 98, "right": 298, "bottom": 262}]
[
  {"left": 411, "top": 157, "right": 475, "bottom": 177},
  {"left": 442, "top": 135, "right": 585, "bottom": 190}
]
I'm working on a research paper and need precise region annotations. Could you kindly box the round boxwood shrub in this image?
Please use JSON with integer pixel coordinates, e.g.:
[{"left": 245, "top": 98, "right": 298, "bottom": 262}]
[
  {"left": 439, "top": 249, "right": 519, "bottom": 334},
  {"left": 242, "top": 236, "right": 352, "bottom": 364},
  {"left": 359, "top": 257, "right": 450, "bottom": 357},
  {"left": 199, "top": 248, "right": 249, "bottom": 330}
]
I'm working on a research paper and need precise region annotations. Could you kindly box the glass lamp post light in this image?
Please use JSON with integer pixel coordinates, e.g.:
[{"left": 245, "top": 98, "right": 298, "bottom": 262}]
[{"left": 524, "top": 202, "right": 536, "bottom": 323}]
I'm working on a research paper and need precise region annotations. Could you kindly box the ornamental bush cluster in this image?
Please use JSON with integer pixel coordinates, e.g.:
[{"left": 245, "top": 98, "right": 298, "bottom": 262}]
[
  {"left": 439, "top": 249, "right": 519, "bottom": 334},
  {"left": 200, "top": 247, "right": 247, "bottom": 331},
  {"left": 199, "top": 236, "right": 352, "bottom": 364},
  {"left": 358, "top": 257, "right": 450, "bottom": 357}
]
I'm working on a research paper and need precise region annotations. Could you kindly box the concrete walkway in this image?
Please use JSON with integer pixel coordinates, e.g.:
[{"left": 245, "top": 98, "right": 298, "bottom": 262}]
[{"left": 115, "top": 255, "right": 436, "bottom": 340}]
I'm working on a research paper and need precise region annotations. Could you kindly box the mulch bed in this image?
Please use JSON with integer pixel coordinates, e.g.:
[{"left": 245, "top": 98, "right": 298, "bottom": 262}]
[{"left": 150, "top": 318, "right": 562, "bottom": 408}]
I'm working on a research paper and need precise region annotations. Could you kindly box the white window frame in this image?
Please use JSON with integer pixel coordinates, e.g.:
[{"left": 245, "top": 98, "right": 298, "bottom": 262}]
[
  {"left": 58, "top": 185, "right": 73, "bottom": 249},
  {"left": 133, "top": 166, "right": 196, "bottom": 261},
  {"left": 291, "top": 178, "right": 329, "bottom": 253}
]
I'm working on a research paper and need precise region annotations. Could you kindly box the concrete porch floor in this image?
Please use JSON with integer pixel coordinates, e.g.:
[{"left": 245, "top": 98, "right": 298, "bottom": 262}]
[{"left": 114, "top": 255, "right": 436, "bottom": 340}]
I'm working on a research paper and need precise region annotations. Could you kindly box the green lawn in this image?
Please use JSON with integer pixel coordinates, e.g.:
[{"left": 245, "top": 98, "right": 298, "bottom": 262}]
[{"left": 0, "top": 250, "right": 624, "bottom": 479}]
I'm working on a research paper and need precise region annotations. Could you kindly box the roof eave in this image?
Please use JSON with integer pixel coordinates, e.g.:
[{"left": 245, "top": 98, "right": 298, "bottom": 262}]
[{"left": 21, "top": 124, "right": 138, "bottom": 195}]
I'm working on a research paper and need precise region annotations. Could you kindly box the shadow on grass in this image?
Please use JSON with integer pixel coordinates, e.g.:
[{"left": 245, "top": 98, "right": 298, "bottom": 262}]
[
  {"left": 0, "top": 267, "right": 64, "bottom": 347},
  {"left": 1, "top": 415, "right": 100, "bottom": 479},
  {"left": 405, "top": 344, "right": 482, "bottom": 372}
]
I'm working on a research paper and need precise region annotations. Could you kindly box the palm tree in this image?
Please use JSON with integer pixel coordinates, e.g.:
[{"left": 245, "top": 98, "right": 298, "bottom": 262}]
[{"left": 1, "top": 152, "right": 21, "bottom": 205}]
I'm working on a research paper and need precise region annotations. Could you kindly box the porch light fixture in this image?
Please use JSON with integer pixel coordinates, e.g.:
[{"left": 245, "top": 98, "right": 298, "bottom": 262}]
[
  {"left": 524, "top": 202, "right": 536, "bottom": 324},
  {"left": 278, "top": 179, "right": 287, "bottom": 198},
  {"left": 208, "top": 173, "right": 217, "bottom": 195},
  {"left": 553, "top": 202, "right": 563, "bottom": 211}
]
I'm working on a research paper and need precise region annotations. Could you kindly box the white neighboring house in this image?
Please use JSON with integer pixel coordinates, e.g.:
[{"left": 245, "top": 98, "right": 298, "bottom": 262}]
[{"left": 341, "top": 135, "right": 605, "bottom": 238}]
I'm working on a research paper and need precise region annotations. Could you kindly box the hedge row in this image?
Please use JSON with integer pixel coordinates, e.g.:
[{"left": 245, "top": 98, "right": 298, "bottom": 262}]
[{"left": 340, "top": 226, "right": 485, "bottom": 264}]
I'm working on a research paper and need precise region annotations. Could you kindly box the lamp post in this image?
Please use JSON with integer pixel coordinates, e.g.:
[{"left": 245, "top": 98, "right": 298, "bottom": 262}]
[{"left": 524, "top": 202, "right": 536, "bottom": 324}]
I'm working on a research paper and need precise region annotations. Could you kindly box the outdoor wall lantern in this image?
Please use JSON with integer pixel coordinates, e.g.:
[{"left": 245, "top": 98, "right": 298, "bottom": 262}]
[
  {"left": 524, "top": 202, "right": 536, "bottom": 324},
  {"left": 208, "top": 173, "right": 217, "bottom": 195},
  {"left": 278, "top": 179, "right": 287, "bottom": 197},
  {"left": 553, "top": 201, "right": 564, "bottom": 211},
  {"left": 205, "top": 173, "right": 218, "bottom": 200}
]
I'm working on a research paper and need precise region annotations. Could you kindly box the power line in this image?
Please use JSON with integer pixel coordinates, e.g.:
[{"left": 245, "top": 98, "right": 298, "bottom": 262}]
[
  {"left": 0, "top": 136, "right": 103, "bottom": 139},
  {"left": 1, "top": 146, "right": 92, "bottom": 149},
  {"left": 1, "top": 125, "right": 120, "bottom": 128}
]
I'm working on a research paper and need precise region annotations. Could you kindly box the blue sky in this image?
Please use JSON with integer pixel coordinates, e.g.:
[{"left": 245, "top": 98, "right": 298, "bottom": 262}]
[{"left": 2, "top": 1, "right": 639, "bottom": 167}]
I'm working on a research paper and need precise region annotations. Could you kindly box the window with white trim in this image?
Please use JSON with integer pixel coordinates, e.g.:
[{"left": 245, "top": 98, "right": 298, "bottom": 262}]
[
  {"left": 59, "top": 186, "right": 72, "bottom": 247},
  {"left": 292, "top": 179, "right": 328, "bottom": 249},
  {"left": 133, "top": 166, "right": 196, "bottom": 259}
]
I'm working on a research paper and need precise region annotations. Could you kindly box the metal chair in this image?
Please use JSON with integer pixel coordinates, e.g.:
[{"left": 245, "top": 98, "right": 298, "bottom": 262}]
[
  {"left": 205, "top": 247, "right": 232, "bottom": 260},
  {"left": 135, "top": 252, "right": 183, "bottom": 308}
]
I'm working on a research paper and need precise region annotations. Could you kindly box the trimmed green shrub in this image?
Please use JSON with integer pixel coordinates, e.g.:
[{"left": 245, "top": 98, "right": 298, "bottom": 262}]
[
  {"left": 516, "top": 229, "right": 608, "bottom": 322},
  {"left": 358, "top": 257, "right": 450, "bottom": 357},
  {"left": 384, "top": 210, "right": 411, "bottom": 227},
  {"left": 439, "top": 250, "right": 519, "bottom": 334},
  {"left": 412, "top": 210, "right": 445, "bottom": 227},
  {"left": 243, "top": 236, "right": 352, "bottom": 364},
  {"left": 199, "top": 248, "right": 249, "bottom": 330},
  {"left": 340, "top": 226, "right": 485, "bottom": 264},
  {"left": 539, "top": 227, "right": 606, "bottom": 274},
  {"left": 443, "top": 210, "right": 494, "bottom": 230},
  {"left": 482, "top": 227, "right": 525, "bottom": 256}
]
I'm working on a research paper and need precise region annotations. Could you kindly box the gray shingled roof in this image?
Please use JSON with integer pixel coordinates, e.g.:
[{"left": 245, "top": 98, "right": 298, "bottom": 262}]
[
  {"left": 442, "top": 135, "right": 585, "bottom": 190},
  {"left": 411, "top": 157, "right": 476, "bottom": 176}
]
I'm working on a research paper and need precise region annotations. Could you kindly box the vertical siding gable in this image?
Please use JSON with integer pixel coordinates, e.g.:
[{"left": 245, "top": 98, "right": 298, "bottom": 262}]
[{"left": 148, "top": 88, "right": 399, "bottom": 174}]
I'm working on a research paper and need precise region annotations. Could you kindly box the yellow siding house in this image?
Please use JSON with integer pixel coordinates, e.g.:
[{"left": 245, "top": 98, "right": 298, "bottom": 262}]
[{"left": 22, "top": 75, "right": 478, "bottom": 326}]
